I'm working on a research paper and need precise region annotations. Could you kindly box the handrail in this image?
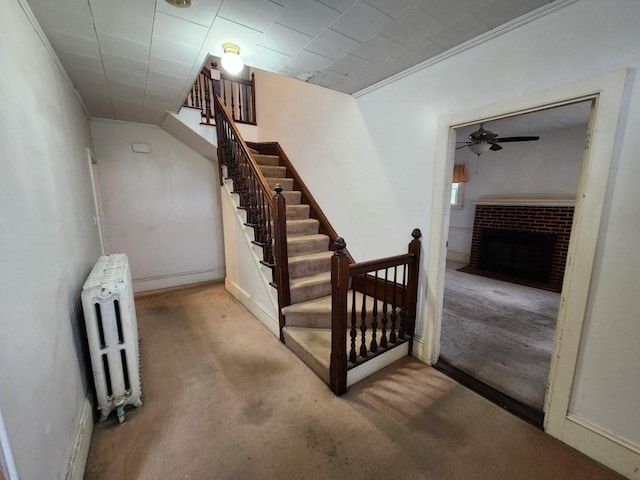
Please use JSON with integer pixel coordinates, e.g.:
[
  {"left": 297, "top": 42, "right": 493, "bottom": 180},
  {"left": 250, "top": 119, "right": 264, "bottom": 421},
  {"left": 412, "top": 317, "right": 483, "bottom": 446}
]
[
  {"left": 220, "top": 72, "right": 257, "bottom": 125},
  {"left": 246, "top": 142, "right": 354, "bottom": 261},
  {"left": 214, "top": 94, "right": 276, "bottom": 265},
  {"left": 184, "top": 67, "right": 256, "bottom": 125},
  {"left": 330, "top": 229, "right": 422, "bottom": 394}
]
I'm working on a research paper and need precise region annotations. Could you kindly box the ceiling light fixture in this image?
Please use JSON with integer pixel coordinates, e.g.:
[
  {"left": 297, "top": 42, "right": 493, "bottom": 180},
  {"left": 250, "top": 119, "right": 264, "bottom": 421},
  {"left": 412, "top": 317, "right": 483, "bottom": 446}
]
[
  {"left": 468, "top": 142, "right": 491, "bottom": 156},
  {"left": 164, "top": 0, "right": 192, "bottom": 7},
  {"left": 221, "top": 43, "right": 244, "bottom": 75}
]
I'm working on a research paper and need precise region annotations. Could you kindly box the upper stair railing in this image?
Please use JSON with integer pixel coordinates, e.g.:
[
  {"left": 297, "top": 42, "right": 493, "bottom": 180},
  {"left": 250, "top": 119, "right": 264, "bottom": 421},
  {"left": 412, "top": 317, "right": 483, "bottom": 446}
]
[
  {"left": 213, "top": 94, "right": 286, "bottom": 304},
  {"left": 184, "top": 66, "right": 257, "bottom": 126},
  {"left": 330, "top": 230, "right": 422, "bottom": 394}
]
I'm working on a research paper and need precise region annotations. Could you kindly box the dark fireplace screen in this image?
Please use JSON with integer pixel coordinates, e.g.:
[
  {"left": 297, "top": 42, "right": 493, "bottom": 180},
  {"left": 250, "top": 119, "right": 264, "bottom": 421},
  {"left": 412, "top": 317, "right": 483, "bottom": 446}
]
[{"left": 478, "top": 228, "right": 556, "bottom": 282}]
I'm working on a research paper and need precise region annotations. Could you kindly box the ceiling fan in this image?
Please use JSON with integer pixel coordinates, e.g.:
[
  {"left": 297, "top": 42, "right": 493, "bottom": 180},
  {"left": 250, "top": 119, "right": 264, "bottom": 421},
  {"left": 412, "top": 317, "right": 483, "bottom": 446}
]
[{"left": 457, "top": 123, "right": 540, "bottom": 155}]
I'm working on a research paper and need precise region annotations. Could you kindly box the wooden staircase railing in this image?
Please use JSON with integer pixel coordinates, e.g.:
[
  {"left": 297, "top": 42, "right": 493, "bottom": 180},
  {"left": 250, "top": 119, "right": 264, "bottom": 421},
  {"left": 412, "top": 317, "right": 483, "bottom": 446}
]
[
  {"left": 214, "top": 94, "right": 282, "bottom": 277},
  {"left": 213, "top": 89, "right": 422, "bottom": 396},
  {"left": 184, "top": 66, "right": 257, "bottom": 125},
  {"left": 330, "top": 230, "right": 422, "bottom": 394}
]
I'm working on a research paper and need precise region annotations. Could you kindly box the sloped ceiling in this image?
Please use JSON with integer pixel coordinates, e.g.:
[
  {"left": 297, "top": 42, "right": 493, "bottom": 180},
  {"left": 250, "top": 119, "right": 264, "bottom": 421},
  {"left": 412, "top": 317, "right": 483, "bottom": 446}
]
[{"left": 25, "top": 0, "right": 558, "bottom": 124}]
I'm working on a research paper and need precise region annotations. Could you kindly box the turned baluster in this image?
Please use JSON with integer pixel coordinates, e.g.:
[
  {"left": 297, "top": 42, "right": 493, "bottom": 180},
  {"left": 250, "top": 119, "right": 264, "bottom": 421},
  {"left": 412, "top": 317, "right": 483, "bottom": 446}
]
[
  {"left": 359, "top": 275, "right": 368, "bottom": 358},
  {"left": 390, "top": 266, "right": 398, "bottom": 343},
  {"left": 380, "top": 268, "right": 388, "bottom": 348},
  {"left": 370, "top": 271, "right": 378, "bottom": 353},
  {"left": 349, "top": 284, "right": 357, "bottom": 363}
]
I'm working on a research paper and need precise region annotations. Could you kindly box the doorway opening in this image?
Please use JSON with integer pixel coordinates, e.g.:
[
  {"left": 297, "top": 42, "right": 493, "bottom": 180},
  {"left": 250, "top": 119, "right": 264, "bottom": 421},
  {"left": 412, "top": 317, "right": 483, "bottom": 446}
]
[{"left": 435, "top": 101, "right": 593, "bottom": 426}]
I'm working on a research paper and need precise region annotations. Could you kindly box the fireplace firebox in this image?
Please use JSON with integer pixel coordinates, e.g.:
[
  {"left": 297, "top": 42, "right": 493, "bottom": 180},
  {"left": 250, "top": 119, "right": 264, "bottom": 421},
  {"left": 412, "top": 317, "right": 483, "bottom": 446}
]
[{"left": 478, "top": 228, "right": 556, "bottom": 282}]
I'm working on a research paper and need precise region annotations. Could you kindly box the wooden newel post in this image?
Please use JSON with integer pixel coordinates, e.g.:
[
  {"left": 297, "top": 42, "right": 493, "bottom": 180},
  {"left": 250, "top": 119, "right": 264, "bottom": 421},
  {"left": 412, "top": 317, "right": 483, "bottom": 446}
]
[
  {"left": 330, "top": 237, "right": 349, "bottom": 395},
  {"left": 273, "top": 184, "right": 290, "bottom": 342},
  {"left": 405, "top": 228, "right": 422, "bottom": 355}
]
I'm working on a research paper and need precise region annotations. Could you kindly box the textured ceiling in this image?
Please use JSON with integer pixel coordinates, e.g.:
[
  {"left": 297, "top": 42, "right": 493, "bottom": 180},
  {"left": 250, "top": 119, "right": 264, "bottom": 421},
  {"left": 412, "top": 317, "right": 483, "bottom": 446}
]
[{"left": 26, "top": 0, "right": 557, "bottom": 124}]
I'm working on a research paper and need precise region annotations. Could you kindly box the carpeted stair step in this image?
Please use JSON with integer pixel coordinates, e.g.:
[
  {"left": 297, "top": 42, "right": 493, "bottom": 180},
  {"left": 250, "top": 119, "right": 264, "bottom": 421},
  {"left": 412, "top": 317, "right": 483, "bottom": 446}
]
[
  {"left": 253, "top": 153, "right": 280, "bottom": 166},
  {"left": 286, "top": 219, "right": 319, "bottom": 236},
  {"left": 288, "top": 251, "right": 333, "bottom": 279},
  {"left": 290, "top": 271, "right": 331, "bottom": 304},
  {"left": 282, "top": 292, "right": 382, "bottom": 328},
  {"left": 281, "top": 190, "right": 302, "bottom": 205},
  {"left": 259, "top": 165, "right": 287, "bottom": 178},
  {"left": 287, "top": 234, "right": 330, "bottom": 257},
  {"left": 266, "top": 177, "right": 294, "bottom": 191},
  {"left": 282, "top": 327, "right": 331, "bottom": 384},
  {"left": 286, "top": 204, "right": 310, "bottom": 220}
]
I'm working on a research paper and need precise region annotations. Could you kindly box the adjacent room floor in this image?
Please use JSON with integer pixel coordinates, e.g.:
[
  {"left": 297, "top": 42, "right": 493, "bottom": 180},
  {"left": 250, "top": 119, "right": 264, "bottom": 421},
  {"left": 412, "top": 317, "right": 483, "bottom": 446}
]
[
  {"left": 440, "top": 261, "right": 559, "bottom": 412},
  {"left": 84, "top": 282, "right": 621, "bottom": 480}
]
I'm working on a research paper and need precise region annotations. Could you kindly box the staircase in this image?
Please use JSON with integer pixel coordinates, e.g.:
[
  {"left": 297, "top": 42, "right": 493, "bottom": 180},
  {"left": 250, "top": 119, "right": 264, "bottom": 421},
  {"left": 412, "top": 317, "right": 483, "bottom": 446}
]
[
  {"left": 249, "top": 146, "right": 336, "bottom": 383},
  {"left": 185, "top": 85, "right": 423, "bottom": 395}
]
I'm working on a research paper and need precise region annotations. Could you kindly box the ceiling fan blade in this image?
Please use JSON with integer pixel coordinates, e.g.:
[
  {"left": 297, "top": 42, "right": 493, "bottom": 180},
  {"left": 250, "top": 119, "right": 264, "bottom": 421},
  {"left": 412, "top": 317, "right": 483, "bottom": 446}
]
[
  {"left": 493, "top": 136, "right": 540, "bottom": 143},
  {"left": 490, "top": 143, "right": 503, "bottom": 151},
  {"left": 456, "top": 145, "right": 470, "bottom": 150}
]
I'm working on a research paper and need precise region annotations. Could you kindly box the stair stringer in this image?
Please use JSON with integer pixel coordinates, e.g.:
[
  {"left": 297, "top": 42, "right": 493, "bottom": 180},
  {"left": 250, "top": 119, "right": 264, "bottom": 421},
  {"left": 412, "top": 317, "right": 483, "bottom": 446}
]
[
  {"left": 220, "top": 167, "right": 279, "bottom": 336},
  {"left": 160, "top": 110, "right": 218, "bottom": 159}
]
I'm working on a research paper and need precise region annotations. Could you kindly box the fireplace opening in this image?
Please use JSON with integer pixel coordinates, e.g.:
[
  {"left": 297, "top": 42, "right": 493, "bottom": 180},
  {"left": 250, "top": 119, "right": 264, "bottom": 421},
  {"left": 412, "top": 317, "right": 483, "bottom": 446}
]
[{"left": 478, "top": 228, "right": 556, "bottom": 282}]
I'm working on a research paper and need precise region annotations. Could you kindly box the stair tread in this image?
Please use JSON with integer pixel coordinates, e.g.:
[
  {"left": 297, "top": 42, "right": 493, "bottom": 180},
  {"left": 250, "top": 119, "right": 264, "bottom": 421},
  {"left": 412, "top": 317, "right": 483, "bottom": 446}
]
[
  {"left": 288, "top": 234, "right": 329, "bottom": 243},
  {"left": 282, "top": 291, "right": 381, "bottom": 315},
  {"left": 288, "top": 250, "right": 333, "bottom": 265},
  {"left": 282, "top": 327, "right": 331, "bottom": 383},
  {"left": 289, "top": 271, "right": 330, "bottom": 288}
]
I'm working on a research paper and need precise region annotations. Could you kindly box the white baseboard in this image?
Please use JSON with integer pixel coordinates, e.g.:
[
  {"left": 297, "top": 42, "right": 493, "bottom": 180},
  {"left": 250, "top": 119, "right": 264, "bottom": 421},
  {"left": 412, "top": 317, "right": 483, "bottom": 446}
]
[
  {"left": 133, "top": 267, "right": 225, "bottom": 292},
  {"left": 347, "top": 343, "right": 410, "bottom": 387},
  {"left": 561, "top": 414, "right": 640, "bottom": 479},
  {"left": 412, "top": 335, "right": 426, "bottom": 362},
  {"left": 225, "top": 278, "right": 279, "bottom": 337},
  {"left": 65, "top": 397, "right": 93, "bottom": 480},
  {"left": 446, "top": 250, "right": 470, "bottom": 264}
]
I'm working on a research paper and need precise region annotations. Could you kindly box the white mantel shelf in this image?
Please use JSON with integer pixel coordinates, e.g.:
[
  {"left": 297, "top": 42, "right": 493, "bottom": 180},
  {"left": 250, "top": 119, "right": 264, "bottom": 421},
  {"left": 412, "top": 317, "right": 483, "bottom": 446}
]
[{"left": 473, "top": 195, "right": 576, "bottom": 207}]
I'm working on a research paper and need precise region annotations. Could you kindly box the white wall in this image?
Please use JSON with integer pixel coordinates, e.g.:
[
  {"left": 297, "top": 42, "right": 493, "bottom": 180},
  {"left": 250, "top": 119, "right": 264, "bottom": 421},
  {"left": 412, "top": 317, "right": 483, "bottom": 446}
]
[
  {"left": 352, "top": 0, "right": 640, "bottom": 468},
  {"left": 90, "top": 120, "right": 225, "bottom": 292},
  {"left": 253, "top": 69, "right": 409, "bottom": 260},
  {"left": 448, "top": 125, "right": 586, "bottom": 255},
  {"left": 0, "top": 1, "right": 101, "bottom": 478}
]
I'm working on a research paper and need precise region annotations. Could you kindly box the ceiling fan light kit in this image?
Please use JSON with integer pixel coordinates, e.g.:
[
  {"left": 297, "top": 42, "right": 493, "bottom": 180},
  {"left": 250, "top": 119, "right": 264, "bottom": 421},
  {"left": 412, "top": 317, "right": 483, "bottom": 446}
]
[
  {"left": 164, "top": 0, "right": 191, "bottom": 8},
  {"left": 458, "top": 123, "right": 540, "bottom": 156}
]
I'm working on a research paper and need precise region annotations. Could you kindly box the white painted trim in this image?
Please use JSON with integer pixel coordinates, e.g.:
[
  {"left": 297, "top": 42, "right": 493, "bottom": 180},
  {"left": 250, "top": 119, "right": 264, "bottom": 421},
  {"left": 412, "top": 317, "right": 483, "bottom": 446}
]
[
  {"left": 225, "top": 278, "right": 280, "bottom": 337},
  {"left": 347, "top": 343, "right": 409, "bottom": 387},
  {"left": 353, "top": 0, "right": 579, "bottom": 98},
  {"left": 0, "top": 408, "right": 18, "bottom": 480},
  {"left": 411, "top": 335, "right": 425, "bottom": 362},
  {"left": 562, "top": 414, "right": 640, "bottom": 479},
  {"left": 422, "top": 69, "right": 629, "bottom": 476},
  {"left": 65, "top": 397, "right": 93, "bottom": 480},
  {"left": 16, "top": 0, "right": 88, "bottom": 116},
  {"left": 473, "top": 195, "right": 576, "bottom": 206},
  {"left": 133, "top": 268, "right": 225, "bottom": 292}
]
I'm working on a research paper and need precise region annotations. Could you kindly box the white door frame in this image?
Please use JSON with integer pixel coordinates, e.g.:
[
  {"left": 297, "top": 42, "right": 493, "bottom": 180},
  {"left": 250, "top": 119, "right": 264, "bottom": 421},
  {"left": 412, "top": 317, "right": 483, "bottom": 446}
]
[{"left": 419, "top": 69, "right": 632, "bottom": 475}]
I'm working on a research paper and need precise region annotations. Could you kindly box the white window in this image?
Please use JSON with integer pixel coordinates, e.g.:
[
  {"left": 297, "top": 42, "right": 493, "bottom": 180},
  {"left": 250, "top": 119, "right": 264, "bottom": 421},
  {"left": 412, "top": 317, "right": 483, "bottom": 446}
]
[{"left": 450, "top": 182, "right": 464, "bottom": 209}]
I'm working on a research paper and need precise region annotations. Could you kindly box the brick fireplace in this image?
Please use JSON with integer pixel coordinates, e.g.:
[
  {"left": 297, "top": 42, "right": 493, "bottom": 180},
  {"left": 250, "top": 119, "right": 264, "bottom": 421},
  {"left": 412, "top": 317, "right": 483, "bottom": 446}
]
[{"left": 469, "top": 197, "right": 575, "bottom": 290}]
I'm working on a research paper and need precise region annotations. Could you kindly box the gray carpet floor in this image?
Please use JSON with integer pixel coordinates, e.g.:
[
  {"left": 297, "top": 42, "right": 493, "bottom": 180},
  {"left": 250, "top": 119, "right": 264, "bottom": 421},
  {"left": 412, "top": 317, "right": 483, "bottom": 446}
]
[
  {"left": 440, "top": 263, "right": 560, "bottom": 410},
  {"left": 83, "top": 282, "right": 622, "bottom": 480}
]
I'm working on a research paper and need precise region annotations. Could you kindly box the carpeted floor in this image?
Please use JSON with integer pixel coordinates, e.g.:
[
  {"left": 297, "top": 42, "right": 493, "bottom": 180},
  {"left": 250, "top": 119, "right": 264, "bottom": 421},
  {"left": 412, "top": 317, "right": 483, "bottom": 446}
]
[
  {"left": 440, "top": 263, "right": 560, "bottom": 410},
  {"left": 83, "top": 282, "right": 621, "bottom": 480}
]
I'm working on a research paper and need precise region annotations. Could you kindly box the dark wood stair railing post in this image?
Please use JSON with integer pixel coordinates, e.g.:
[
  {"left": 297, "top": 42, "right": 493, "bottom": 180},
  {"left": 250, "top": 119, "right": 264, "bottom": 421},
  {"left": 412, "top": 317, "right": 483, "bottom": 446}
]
[
  {"left": 273, "top": 184, "right": 290, "bottom": 341},
  {"left": 330, "top": 237, "right": 349, "bottom": 395},
  {"left": 405, "top": 228, "right": 422, "bottom": 354}
]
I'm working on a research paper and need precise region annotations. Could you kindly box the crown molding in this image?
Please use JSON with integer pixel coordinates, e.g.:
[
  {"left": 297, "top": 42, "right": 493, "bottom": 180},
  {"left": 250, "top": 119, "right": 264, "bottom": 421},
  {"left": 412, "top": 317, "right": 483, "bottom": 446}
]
[{"left": 353, "top": 0, "right": 580, "bottom": 99}]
